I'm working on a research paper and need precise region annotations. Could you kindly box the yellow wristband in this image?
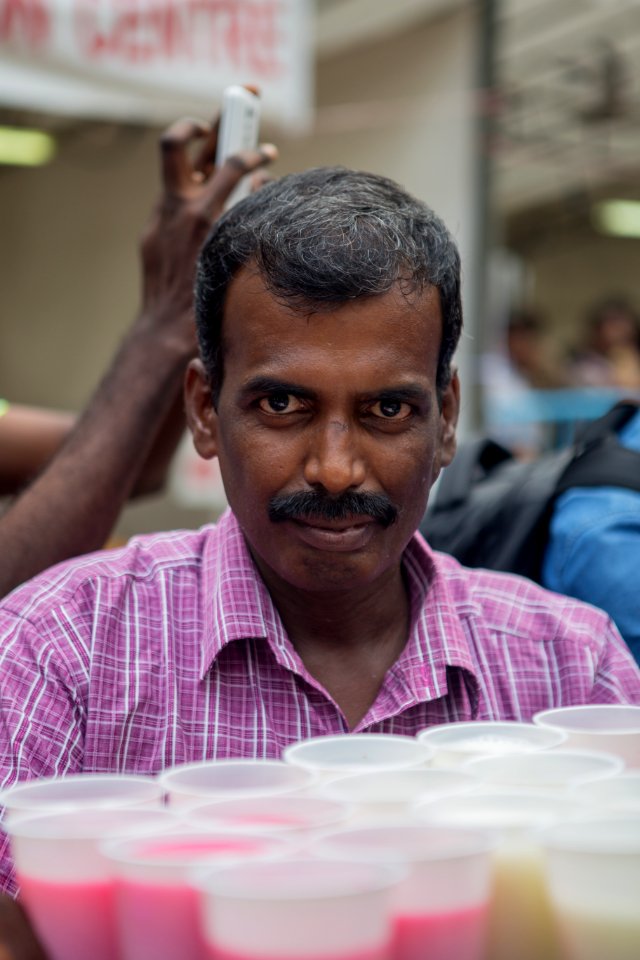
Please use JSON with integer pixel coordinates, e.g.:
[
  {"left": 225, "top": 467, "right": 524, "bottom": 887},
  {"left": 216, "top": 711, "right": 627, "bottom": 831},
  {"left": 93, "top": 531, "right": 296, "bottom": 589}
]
[{"left": 0, "top": 399, "right": 9, "bottom": 419}]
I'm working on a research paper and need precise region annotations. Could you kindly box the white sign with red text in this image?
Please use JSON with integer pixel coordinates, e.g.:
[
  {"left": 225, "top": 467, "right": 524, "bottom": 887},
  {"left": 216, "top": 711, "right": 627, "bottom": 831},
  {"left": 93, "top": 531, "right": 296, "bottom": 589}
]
[{"left": 0, "top": 0, "right": 312, "bottom": 128}]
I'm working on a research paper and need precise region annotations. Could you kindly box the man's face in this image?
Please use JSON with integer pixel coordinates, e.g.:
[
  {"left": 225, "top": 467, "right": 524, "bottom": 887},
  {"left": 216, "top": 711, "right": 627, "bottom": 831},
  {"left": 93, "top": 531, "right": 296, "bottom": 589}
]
[{"left": 186, "top": 267, "right": 459, "bottom": 597}]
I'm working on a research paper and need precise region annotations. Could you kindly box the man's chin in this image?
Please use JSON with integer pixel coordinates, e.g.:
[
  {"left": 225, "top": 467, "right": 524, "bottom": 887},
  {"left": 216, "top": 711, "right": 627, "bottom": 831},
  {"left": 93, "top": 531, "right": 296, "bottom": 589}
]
[{"left": 283, "top": 517, "right": 378, "bottom": 554}]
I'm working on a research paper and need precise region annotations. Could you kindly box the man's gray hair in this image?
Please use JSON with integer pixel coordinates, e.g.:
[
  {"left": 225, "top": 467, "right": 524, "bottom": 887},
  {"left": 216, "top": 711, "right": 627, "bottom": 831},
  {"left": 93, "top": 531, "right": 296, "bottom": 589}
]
[{"left": 195, "top": 166, "right": 462, "bottom": 404}]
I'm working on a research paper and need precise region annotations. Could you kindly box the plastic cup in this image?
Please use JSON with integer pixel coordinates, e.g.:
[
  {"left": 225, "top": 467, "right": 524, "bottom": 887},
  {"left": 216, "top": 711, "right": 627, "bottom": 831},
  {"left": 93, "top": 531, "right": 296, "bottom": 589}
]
[
  {"left": 158, "top": 760, "right": 316, "bottom": 808},
  {"left": 540, "top": 817, "right": 640, "bottom": 960},
  {"left": 534, "top": 705, "right": 640, "bottom": 769},
  {"left": 187, "top": 795, "right": 354, "bottom": 835},
  {"left": 196, "top": 857, "right": 403, "bottom": 960},
  {"left": 103, "top": 828, "right": 292, "bottom": 960},
  {"left": 417, "top": 721, "right": 567, "bottom": 768},
  {"left": 571, "top": 773, "right": 640, "bottom": 813},
  {"left": 415, "top": 791, "right": 589, "bottom": 960},
  {"left": 318, "top": 768, "right": 476, "bottom": 820},
  {"left": 311, "top": 823, "right": 495, "bottom": 960},
  {"left": 283, "top": 735, "right": 432, "bottom": 778},
  {"left": 6, "top": 806, "right": 182, "bottom": 960},
  {"left": 464, "top": 748, "right": 624, "bottom": 792},
  {"left": 0, "top": 773, "right": 164, "bottom": 825}
]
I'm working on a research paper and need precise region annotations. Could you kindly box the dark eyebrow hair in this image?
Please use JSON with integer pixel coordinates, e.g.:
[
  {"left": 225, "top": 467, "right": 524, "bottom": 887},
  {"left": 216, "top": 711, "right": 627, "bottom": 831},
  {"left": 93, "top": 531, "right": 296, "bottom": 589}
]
[
  {"left": 239, "top": 376, "right": 319, "bottom": 401},
  {"left": 239, "top": 377, "right": 432, "bottom": 406},
  {"left": 373, "top": 384, "right": 430, "bottom": 403}
]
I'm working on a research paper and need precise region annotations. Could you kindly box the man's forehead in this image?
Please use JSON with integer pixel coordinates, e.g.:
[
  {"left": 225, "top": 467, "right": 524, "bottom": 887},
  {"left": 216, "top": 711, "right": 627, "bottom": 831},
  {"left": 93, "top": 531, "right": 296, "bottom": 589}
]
[
  {"left": 219, "top": 266, "right": 443, "bottom": 391},
  {"left": 223, "top": 263, "right": 441, "bottom": 328}
]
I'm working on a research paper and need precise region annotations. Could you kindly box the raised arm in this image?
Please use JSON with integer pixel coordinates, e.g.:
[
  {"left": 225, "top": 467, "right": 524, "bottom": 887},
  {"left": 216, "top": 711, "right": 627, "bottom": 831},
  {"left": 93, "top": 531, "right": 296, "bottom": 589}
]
[{"left": 0, "top": 116, "right": 276, "bottom": 599}]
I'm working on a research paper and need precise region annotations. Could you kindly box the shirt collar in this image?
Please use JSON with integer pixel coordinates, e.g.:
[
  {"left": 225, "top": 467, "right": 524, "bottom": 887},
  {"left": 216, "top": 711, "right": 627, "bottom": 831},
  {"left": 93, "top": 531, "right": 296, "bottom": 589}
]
[
  {"left": 199, "top": 510, "right": 276, "bottom": 678},
  {"left": 199, "top": 511, "right": 481, "bottom": 709}
]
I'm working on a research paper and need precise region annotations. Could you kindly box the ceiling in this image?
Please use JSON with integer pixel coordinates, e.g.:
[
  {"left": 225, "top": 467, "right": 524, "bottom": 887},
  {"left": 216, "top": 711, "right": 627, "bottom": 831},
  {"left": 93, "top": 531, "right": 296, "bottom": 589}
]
[{"left": 315, "top": 0, "right": 640, "bottom": 216}]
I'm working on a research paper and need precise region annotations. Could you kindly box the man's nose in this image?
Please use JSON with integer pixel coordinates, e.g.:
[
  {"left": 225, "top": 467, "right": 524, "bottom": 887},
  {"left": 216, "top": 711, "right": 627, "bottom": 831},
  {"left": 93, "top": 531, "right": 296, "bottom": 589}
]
[{"left": 303, "top": 420, "right": 366, "bottom": 494}]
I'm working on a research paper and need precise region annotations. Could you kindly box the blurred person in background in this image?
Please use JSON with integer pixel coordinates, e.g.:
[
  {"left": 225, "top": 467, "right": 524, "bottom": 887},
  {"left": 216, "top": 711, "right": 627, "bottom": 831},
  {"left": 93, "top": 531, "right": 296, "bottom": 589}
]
[
  {"left": 481, "top": 308, "right": 566, "bottom": 458},
  {"left": 569, "top": 296, "right": 640, "bottom": 390},
  {"left": 0, "top": 118, "right": 276, "bottom": 600},
  {"left": 543, "top": 398, "right": 640, "bottom": 664},
  {"left": 0, "top": 403, "right": 74, "bottom": 497}
]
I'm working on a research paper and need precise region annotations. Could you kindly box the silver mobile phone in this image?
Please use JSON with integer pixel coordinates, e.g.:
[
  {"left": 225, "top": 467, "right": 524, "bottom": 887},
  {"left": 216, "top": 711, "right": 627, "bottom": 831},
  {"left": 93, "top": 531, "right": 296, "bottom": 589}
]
[{"left": 216, "top": 85, "right": 261, "bottom": 207}]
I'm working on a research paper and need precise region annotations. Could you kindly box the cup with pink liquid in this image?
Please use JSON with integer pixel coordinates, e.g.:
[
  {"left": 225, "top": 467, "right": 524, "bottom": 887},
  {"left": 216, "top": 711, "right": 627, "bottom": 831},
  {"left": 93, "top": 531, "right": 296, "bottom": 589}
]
[
  {"left": 414, "top": 790, "right": 590, "bottom": 960},
  {"left": 159, "top": 759, "right": 316, "bottom": 808},
  {"left": 102, "top": 828, "right": 293, "bottom": 960},
  {"left": 188, "top": 795, "right": 354, "bottom": 835},
  {"left": 539, "top": 816, "right": 640, "bottom": 960},
  {"left": 534, "top": 705, "right": 640, "bottom": 769},
  {"left": 6, "top": 805, "right": 183, "bottom": 960},
  {"left": 196, "top": 857, "right": 404, "bottom": 960},
  {"left": 310, "top": 822, "right": 496, "bottom": 960},
  {"left": 283, "top": 734, "right": 432, "bottom": 779}
]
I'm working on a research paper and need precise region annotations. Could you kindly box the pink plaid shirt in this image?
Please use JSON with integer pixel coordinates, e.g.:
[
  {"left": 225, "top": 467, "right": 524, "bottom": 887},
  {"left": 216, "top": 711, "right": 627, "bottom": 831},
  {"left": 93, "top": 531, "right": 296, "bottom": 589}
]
[{"left": 0, "top": 509, "right": 638, "bottom": 891}]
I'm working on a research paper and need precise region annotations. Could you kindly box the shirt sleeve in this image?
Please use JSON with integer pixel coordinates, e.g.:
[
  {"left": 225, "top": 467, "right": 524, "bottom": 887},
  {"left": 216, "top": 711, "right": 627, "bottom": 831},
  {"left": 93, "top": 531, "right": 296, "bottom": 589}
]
[
  {"left": 0, "top": 609, "right": 86, "bottom": 895},
  {"left": 590, "top": 616, "right": 640, "bottom": 705}
]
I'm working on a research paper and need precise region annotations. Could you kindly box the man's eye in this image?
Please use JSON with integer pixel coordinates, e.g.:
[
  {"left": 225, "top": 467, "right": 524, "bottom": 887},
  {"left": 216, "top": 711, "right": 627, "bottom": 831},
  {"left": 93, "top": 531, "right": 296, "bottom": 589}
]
[
  {"left": 258, "top": 393, "right": 303, "bottom": 414},
  {"left": 369, "top": 399, "right": 412, "bottom": 420}
]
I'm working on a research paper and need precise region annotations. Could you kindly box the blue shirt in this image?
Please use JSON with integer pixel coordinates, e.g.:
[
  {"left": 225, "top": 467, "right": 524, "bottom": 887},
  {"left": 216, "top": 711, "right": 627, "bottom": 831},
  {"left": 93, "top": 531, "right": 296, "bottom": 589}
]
[{"left": 543, "top": 410, "right": 640, "bottom": 664}]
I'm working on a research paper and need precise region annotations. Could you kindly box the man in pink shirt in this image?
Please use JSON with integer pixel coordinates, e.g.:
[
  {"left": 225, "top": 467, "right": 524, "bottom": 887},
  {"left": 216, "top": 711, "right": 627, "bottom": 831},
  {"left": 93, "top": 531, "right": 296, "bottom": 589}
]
[{"left": 0, "top": 124, "right": 638, "bottom": 953}]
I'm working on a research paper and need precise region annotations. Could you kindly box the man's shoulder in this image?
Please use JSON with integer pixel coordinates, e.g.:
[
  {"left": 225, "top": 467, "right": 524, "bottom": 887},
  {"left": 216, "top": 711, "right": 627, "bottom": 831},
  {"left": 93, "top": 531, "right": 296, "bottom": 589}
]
[
  {"left": 423, "top": 535, "right": 613, "bottom": 646},
  {"left": 0, "top": 523, "right": 222, "bottom": 626}
]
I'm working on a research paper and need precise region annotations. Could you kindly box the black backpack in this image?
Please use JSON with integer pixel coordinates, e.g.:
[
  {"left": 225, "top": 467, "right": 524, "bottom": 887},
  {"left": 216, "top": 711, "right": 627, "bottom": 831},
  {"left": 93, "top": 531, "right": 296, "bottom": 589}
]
[{"left": 421, "top": 400, "right": 640, "bottom": 583}]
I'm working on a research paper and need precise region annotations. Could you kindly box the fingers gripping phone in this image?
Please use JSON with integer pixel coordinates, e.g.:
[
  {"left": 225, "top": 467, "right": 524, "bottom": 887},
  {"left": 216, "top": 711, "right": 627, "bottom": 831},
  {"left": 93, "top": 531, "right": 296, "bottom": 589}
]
[{"left": 216, "top": 85, "right": 261, "bottom": 208}]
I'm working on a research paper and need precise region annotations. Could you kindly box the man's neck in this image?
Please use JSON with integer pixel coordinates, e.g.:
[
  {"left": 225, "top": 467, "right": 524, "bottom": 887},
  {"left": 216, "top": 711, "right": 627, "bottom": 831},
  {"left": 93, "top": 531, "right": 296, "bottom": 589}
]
[{"left": 256, "top": 562, "right": 411, "bottom": 730}]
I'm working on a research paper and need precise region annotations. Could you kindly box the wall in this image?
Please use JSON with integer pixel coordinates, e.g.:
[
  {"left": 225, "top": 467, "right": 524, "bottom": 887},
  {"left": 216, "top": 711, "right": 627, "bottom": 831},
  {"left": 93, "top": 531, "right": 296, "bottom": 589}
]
[{"left": 0, "top": 6, "right": 480, "bottom": 538}]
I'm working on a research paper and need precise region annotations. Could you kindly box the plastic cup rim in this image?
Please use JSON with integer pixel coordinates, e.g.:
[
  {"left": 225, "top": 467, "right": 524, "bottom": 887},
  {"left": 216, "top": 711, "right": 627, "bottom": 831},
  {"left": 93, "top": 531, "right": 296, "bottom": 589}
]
[
  {"left": 533, "top": 705, "right": 640, "bottom": 736},
  {"left": 159, "top": 758, "right": 313, "bottom": 787},
  {"left": 464, "top": 746, "right": 625, "bottom": 772},
  {"left": 0, "top": 773, "right": 160, "bottom": 809},
  {"left": 193, "top": 857, "right": 407, "bottom": 901},
  {"left": 537, "top": 815, "right": 640, "bottom": 855},
  {"left": 416, "top": 720, "right": 567, "bottom": 746},
  {"left": 283, "top": 734, "right": 432, "bottom": 769},
  {"left": 100, "top": 827, "right": 290, "bottom": 870},
  {"left": 310, "top": 821, "right": 497, "bottom": 863}
]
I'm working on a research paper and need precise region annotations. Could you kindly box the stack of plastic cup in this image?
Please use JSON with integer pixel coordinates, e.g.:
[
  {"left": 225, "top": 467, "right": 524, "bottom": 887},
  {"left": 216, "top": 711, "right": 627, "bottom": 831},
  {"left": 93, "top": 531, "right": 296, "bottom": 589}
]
[
  {"left": 310, "top": 823, "right": 495, "bottom": 960},
  {"left": 0, "top": 772, "right": 164, "bottom": 825},
  {"left": 414, "top": 791, "right": 589, "bottom": 960},
  {"left": 102, "top": 829, "right": 293, "bottom": 960},
  {"left": 196, "top": 858, "right": 404, "bottom": 960},
  {"left": 6, "top": 806, "right": 182, "bottom": 960},
  {"left": 534, "top": 705, "right": 640, "bottom": 769},
  {"left": 158, "top": 759, "right": 316, "bottom": 808},
  {"left": 417, "top": 721, "right": 566, "bottom": 768},
  {"left": 317, "top": 768, "right": 476, "bottom": 821},
  {"left": 464, "top": 748, "right": 624, "bottom": 792},
  {"left": 187, "top": 795, "right": 354, "bottom": 835},
  {"left": 283, "top": 734, "right": 432, "bottom": 779},
  {"left": 540, "top": 817, "right": 640, "bottom": 960}
]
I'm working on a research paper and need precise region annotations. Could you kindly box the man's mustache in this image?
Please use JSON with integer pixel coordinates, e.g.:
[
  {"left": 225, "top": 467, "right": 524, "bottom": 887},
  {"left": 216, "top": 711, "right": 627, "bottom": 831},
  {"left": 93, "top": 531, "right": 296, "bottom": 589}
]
[{"left": 268, "top": 490, "right": 399, "bottom": 528}]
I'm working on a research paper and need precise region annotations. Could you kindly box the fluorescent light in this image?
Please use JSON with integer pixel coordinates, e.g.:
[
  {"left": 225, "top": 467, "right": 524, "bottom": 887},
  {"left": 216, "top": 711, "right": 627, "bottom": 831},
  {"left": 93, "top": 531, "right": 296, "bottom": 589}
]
[
  {"left": 593, "top": 200, "right": 640, "bottom": 239},
  {"left": 0, "top": 126, "right": 56, "bottom": 167}
]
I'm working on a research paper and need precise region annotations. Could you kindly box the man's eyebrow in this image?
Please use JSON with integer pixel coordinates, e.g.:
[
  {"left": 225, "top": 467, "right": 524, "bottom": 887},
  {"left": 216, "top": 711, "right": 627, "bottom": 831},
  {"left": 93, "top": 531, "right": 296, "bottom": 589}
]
[
  {"left": 239, "top": 376, "right": 318, "bottom": 400},
  {"left": 372, "top": 384, "right": 430, "bottom": 403}
]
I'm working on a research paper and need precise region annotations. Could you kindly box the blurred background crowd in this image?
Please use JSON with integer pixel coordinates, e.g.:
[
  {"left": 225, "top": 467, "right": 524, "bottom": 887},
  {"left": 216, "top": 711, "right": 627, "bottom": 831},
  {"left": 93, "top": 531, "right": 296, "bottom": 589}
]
[{"left": 1, "top": 0, "right": 640, "bottom": 540}]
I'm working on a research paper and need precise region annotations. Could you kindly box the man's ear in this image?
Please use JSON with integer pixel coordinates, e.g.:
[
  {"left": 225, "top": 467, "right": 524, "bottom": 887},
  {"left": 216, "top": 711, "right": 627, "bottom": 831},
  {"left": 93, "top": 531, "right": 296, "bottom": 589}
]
[
  {"left": 438, "top": 370, "right": 460, "bottom": 470},
  {"left": 184, "top": 359, "right": 219, "bottom": 460}
]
